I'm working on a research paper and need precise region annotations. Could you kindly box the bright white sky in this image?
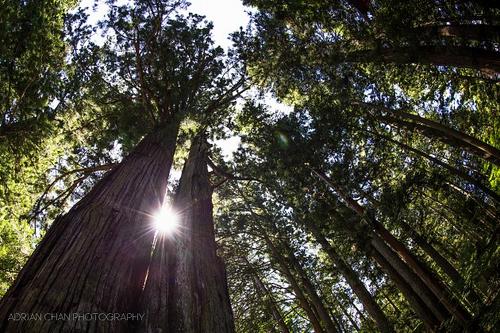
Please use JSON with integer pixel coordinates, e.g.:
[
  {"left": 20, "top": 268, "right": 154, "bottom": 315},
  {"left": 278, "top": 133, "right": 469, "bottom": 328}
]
[
  {"left": 186, "top": 0, "right": 251, "bottom": 159},
  {"left": 187, "top": 0, "right": 251, "bottom": 50},
  {"left": 80, "top": 0, "right": 250, "bottom": 50},
  {"left": 79, "top": 0, "right": 291, "bottom": 160}
]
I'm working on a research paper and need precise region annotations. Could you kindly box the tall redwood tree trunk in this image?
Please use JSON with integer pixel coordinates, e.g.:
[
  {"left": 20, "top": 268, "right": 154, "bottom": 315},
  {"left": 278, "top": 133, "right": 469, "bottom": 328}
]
[
  {"left": 0, "top": 121, "right": 180, "bottom": 332},
  {"left": 138, "top": 136, "right": 235, "bottom": 332}
]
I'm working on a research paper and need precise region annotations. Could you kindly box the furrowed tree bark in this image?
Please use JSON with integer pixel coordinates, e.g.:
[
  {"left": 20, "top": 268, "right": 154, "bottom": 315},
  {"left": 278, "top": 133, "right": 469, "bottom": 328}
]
[
  {"left": 0, "top": 120, "right": 181, "bottom": 332},
  {"left": 309, "top": 226, "right": 394, "bottom": 333},
  {"left": 138, "top": 135, "right": 235, "bottom": 333}
]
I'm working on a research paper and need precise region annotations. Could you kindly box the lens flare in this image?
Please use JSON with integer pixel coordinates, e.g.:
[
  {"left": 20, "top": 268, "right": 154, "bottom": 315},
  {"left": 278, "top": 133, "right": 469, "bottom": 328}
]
[{"left": 153, "top": 206, "right": 179, "bottom": 234}]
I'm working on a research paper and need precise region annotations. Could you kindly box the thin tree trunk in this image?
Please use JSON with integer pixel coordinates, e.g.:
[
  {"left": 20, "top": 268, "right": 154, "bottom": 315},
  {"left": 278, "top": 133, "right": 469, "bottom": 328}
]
[
  {"left": 346, "top": 46, "right": 500, "bottom": 75},
  {"left": 333, "top": 296, "right": 360, "bottom": 331},
  {"left": 380, "top": 290, "right": 401, "bottom": 315},
  {"left": 370, "top": 233, "right": 451, "bottom": 323},
  {"left": 138, "top": 135, "right": 235, "bottom": 333},
  {"left": 244, "top": 257, "right": 290, "bottom": 333},
  {"left": 370, "top": 247, "right": 441, "bottom": 330},
  {"left": 372, "top": 220, "right": 472, "bottom": 325},
  {"left": 238, "top": 189, "right": 327, "bottom": 333},
  {"left": 310, "top": 227, "right": 394, "bottom": 333},
  {"left": 258, "top": 204, "right": 339, "bottom": 333},
  {"left": 362, "top": 128, "right": 500, "bottom": 202},
  {"left": 0, "top": 120, "right": 181, "bottom": 332},
  {"left": 311, "top": 170, "right": 474, "bottom": 326},
  {"left": 413, "top": 24, "right": 500, "bottom": 42},
  {"left": 286, "top": 250, "right": 339, "bottom": 333},
  {"left": 395, "top": 218, "right": 484, "bottom": 309},
  {"left": 362, "top": 184, "right": 486, "bottom": 308},
  {"left": 322, "top": 168, "right": 472, "bottom": 324},
  {"left": 263, "top": 234, "right": 326, "bottom": 333},
  {"left": 370, "top": 107, "right": 500, "bottom": 166}
]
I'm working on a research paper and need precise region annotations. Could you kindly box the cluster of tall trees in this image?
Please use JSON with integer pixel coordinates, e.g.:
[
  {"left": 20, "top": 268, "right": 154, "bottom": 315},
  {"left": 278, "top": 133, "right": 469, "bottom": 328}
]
[{"left": 0, "top": 0, "right": 498, "bottom": 332}]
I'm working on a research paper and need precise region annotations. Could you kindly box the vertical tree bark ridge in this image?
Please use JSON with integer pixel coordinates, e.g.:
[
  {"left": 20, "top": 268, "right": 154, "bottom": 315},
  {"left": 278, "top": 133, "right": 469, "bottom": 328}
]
[
  {"left": 138, "top": 135, "right": 235, "bottom": 333},
  {"left": 0, "top": 120, "right": 181, "bottom": 332}
]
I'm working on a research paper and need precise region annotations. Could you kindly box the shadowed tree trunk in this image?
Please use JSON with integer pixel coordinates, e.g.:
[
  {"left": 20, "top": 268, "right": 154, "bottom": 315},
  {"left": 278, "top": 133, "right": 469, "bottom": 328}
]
[
  {"left": 0, "top": 120, "right": 181, "bottom": 332},
  {"left": 394, "top": 218, "right": 485, "bottom": 310},
  {"left": 369, "top": 248, "right": 441, "bottom": 330},
  {"left": 310, "top": 169, "right": 455, "bottom": 329},
  {"left": 138, "top": 135, "right": 235, "bottom": 333}
]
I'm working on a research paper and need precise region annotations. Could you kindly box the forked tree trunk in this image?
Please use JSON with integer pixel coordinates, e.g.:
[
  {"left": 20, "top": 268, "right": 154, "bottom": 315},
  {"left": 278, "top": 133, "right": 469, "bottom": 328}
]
[
  {"left": 138, "top": 136, "right": 235, "bottom": 333},
  {"left": 0, "top": 120, "right": 181, "bottom": 332}
]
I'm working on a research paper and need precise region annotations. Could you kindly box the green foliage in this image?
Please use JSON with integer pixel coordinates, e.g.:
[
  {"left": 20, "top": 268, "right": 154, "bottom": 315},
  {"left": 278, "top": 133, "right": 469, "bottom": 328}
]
[{"left": 0, "top": 0, "right": 499, "bottom": 331}]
